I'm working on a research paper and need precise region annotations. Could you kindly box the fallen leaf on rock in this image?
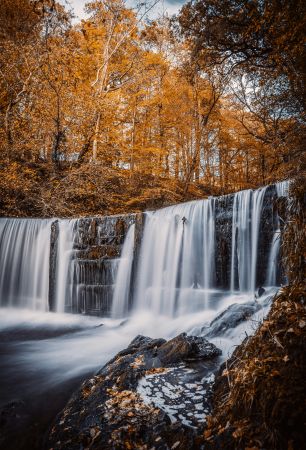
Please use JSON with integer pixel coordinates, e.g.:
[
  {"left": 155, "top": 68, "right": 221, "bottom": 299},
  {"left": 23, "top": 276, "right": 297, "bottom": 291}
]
[
  {"left": 232, "top": 428, "right": 243, "bottom": 438},
  {"left": 146, "top": 367, "right": 167, "bottom": 375},
  {"left": 130, "top": 355, "right": 144, "bottom": 369}
]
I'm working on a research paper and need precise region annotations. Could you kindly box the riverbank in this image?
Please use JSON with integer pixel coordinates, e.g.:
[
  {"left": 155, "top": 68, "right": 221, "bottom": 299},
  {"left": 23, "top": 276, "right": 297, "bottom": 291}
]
[{"left": 205, "top": 284, "right": 306, "bottom": 449}]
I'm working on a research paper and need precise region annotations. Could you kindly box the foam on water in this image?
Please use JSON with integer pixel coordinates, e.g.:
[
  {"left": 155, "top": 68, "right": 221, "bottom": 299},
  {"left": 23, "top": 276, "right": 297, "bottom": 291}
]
[{"left": 0, "top": 287, "right": 277, "bottom": 394}]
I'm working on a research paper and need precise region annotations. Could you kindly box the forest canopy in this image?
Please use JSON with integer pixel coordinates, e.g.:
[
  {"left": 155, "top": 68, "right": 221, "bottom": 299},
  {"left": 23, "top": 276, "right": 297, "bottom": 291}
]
[{"left": 0, "top": 0, "right": 305, "bottom": 217}]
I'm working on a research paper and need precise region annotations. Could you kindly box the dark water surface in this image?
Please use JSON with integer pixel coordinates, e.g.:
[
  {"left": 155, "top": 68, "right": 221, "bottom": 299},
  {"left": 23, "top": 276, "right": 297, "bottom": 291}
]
[
  {"left": 0, "top": 291, "right": 273, "bottom": 450},
  {"left": 0, "top": 310, "right": 121, "bottom": 450}
]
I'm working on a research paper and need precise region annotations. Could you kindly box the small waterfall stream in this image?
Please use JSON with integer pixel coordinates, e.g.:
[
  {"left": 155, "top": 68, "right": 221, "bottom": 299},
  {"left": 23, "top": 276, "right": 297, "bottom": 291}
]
[
  {"left": 55, "top": 220, "right": 77, "bottom": 313},
  {"left": 230, "top": 186, "right": 267, "bottom": 293},
  {"left": 111, "top": 224, "right": 135, "bottom": 318},
  {"left": 265, "top": 179, "right": 290, "bottom": 286},
  {"left": 266, "top": 231, "right": 281, "bottom": 286}
]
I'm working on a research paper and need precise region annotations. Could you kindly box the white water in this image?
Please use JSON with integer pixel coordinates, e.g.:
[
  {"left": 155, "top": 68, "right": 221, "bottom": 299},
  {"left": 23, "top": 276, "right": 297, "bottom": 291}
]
[
  {"left": 0, "top": 219, "right": 51, "bottom": 311},
  {"left": 0, "top": 218, "right": 78, "bottom": 313},
  {"left": 0, "top": 183, "right": 287, "bottom": 386},
  {"left": 0, "top": 287, "right": 276, "bottom": 392},
  {"left": 266, "top": 230, "right": 281, "bottom": 286},
  {"left": 266, "top": 180, "right": 290, "bottom": 286},
  {"left": 0, "top": 285, "right": 276, "bottom": 450},
  {"left": 111, "top": 224, "right": 135, "bottom": 318},
  {"left": 276, "top": 179, "right": 290, "bottom": 197},
  {"left": 230, "top": 187, "right": 267, "bottom": 293},
  {"left": 133, "top": 186, "right": 269, "bottom": 318},
  {"left": 55, "top": 219, "right": 77, "bottom": 312},
  {"left": 134, "top": 199, "right": 216, "bottom": 317}
]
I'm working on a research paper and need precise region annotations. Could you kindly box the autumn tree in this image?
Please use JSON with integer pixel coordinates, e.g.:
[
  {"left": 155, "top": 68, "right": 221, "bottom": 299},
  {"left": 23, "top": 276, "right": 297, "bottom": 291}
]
[
  {"left": 179, "top": 0, "right": 305, "bottom": 105},
  {"left": 178, "top": 0, "right": 306, "bottom": 182},
  {"left": 0, "top": 0, "right": 304, "bottom": 217}
]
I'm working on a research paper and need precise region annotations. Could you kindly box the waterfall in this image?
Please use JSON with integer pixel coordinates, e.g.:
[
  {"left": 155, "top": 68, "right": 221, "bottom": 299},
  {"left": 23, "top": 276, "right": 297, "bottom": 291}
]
[
  {"left": 133, "top": 185, "right": 271, "bottom": 318},
  {"left": 230, "top": 187, "right": 267, "bottom": 293},
  {"left": 266, "top": 231, "right": 281, "bottom": 286},
  {"left": 266, "top": 180, "right": 290, "bottom": 286},
  {"left": 134, "top": 198, "right": 216, "bottom": 317},
  {"left": 0, "top": 182, "right": 288, "bottom": 316},
  {"left": 111, "top": 224, "right": 135, "bottom": 318},
  {"left": 276, "top": 180, "right": 290, "bottom": 197},
  {"left": 55, "top": 219, "right": 77, "bottom": 313},
  {"left": 0, "top": 219, "right": 51, "bottom": 310}
]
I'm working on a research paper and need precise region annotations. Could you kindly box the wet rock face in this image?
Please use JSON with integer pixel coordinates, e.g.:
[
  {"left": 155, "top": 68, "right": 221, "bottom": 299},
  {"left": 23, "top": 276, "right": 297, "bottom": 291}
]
[
  {"left": 256, "top": 185, "right": 279, "bottom": 287},
  {"left": 203, "top": 293, "right": 273, "bottom": 339},
  {"left": 204, "top": 302, "right": 262, "bottom": 338},
  {"left": 71, "top": 215, "right": 135, "bottom": 316},
  {"left": 214, "top": 194, "right": 234, "bottom": 288},
  {"left": 49, "top": 220, "right": 59, "bottom": 310},
  {"left": 47, "top": 334, "right": 222, "bottom": 450},
  {"left": 158, "top": 333, "right": 221, "bottom": 364},
  {"left": 49, "top": 214, "right": 144, "bottom": 315}
]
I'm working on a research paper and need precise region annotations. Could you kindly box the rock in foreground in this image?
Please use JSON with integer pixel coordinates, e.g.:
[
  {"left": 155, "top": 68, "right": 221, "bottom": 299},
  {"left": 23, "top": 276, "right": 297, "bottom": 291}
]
[{"left": 47, "top": 333, "right": 221, "bottom": 450}]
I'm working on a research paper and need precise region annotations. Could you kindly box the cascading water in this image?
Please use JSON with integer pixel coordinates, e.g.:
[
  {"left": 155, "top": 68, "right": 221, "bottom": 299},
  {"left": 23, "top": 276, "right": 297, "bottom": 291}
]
[
  {"left": 111, "top": 224, "right": 135, "bottom": 318},
  {"left": 54, "top": 219, "right": 77, "bottom": 313},
  {"left": 0, "top": 219, "right": 51, "bottom": 310},
  {"left": 276, "top": 179, "right": 290, "bottom": 198},
  {"left": 230, "top": 187, "right": 267, "bottom": 293},
  {"left": 266, "top": 231, "right": 281, "bottom": 286},
  {"left": 0, "top": 182, "right": 287, "bottom": 317},
  {"left": 0, "top": 218, "right": 78, "bottom": 313},
  {"left": 266, "top": 180, "right": 290, "bottom": 286},
  {"left": 134, "top": 199, "right": 216, "bottom": 317}
]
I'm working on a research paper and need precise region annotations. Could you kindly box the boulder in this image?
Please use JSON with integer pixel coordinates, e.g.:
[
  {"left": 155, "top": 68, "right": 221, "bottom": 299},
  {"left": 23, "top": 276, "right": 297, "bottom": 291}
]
[
  {"left": 47, "top": 333, "right": 221, "bottom": 450},
  {"left": 257, "top": 286, "right": 266, "bottom": 298},
  {"left": 158, "top": 333, "right": 221, "bottom": 364},
  {"left": 205, "top": 302, "right": 261, "bottom": 338}
]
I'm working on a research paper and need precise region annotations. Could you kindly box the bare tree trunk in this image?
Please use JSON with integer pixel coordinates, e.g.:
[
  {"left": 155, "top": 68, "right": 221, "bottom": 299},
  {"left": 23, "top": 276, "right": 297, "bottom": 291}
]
[
  {"left": 130, "top": 99, "right": 137, "bottom": 171},
  {"left": 91, "top": 16, "right": 113, "bottom": 162},
  {"left": 52, "top": 91, "right": 64, "bottom": 165},
  {"left": 92, "top": 113, "right": 101, "bottom": 161}
]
